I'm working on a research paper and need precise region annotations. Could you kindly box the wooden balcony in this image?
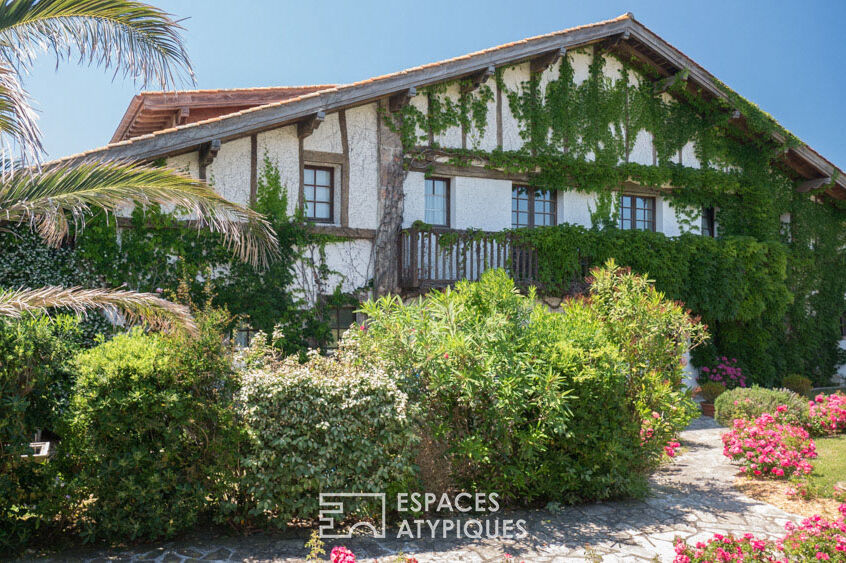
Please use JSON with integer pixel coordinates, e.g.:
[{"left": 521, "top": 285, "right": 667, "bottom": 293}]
[{"left": 398, "top": 227, "right": 538, "bottom": 289}]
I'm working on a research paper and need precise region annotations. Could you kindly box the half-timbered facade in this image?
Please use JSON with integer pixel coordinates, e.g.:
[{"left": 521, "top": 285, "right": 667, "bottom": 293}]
[{"left": 57, "top": 13, "right": 846, "bottom": 378}]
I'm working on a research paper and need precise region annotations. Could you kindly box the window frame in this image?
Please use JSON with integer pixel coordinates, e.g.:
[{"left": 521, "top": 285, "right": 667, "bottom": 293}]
[
  {"left": 511, "top": 185, "right": 557, "bottom": 228},
  {"left": 702, "top": 206, "right": 716, "bottom": 237},
  {"left": 618, "top": 194, "right": 656, "bottom": 232},
  {"left": 303, "top": 165, "right": 335, "bottom": 223},
  {"left": 424, "top": 177, "right": 451, "bottom": 227},
  {"left": 326, "top": 303, "right": 357, "bottom": 349}
]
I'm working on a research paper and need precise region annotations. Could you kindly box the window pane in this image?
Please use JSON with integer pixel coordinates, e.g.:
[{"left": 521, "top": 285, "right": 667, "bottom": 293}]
[
  {"left": 424, "top": 178, "right": 448, "bottom": 225},
  {"left": 304, "top": 185, "right": 315, "bottom": 200},
  {"left": 316, "top": 186, "right": 331, "bottom": 202},
  {"left": 315, "top": 203, "right": 331, "bottom": 219},
  {"left": 304, "top": 168, "right": 315, "bottom": 184},
  {"left": 316, "top": 169, "right": 331, "bottom": 186}
]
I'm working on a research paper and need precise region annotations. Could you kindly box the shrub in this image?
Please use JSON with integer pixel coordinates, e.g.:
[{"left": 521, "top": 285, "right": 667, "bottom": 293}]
[
  {"left": 353, "top": 262, "right": 705, "bottom": 503},
  {"left": 700, "top": 382, "right": 726, "bottom": 403},
  {"left": 782, "top": 374, "right": 813, "bottom": 397},
  {"left": 673, "top": 534, "right": 779, "bottom": 562},
  {"left": 807, "top": 393, "right": 846, "bottom": 437},
  {"left": 62, "top": 313, "right": 240, "bottom": 542},
  {"left": 714, "top": 386, "right": 809, "bottom": 427},
  {"left": 721, "top": 410, "right": 816, "bottom": 478},
  {"left": 779, "top": 514, "right": 846, "bottom": 560},
  {"left": 230, "top": 349, "right": 417, "bottom": 525},
  {"left": 0, "top": 316, "right": 80, "bottom": 553}
]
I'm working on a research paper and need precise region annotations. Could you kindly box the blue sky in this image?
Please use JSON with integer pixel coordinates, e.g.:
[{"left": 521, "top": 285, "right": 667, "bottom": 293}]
[{"left": 27, "top": 1, "right": 846, "bottom": 167}]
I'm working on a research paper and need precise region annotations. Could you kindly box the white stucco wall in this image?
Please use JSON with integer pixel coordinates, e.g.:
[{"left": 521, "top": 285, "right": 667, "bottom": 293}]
[
  {"left": 452, "top": 176, "right": 512, "bottom": 230},
  {"left": 471, "top": 75, "right": 499, "bottom": 151},
  {"left": 347, "top": 104, "right": 380, "bottom": 230},
  {"left": 257, "top": 125, "right": 300, "bottom": 216},
  {"left": 558, "top": 191, "right": 600, "bottom": 228},
  {"left": 402, "top": 171, "right": 426, "bottom": 229},
  {"left": 433, "top": 82, "right": 463, "bottom": 149},
  {"left": 303, "top": 111, "right": 342, "bottom": 153},
  {"left": 500, "top": 63, "right": 528, "bottom": 151},
  {"left": 207, "top": 136, "right": 251, "bottom": 207}
]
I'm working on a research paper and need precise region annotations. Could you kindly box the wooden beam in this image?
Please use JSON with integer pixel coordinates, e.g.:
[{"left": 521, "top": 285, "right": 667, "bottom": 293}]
[
  {"left": 653, "top": 68, "right": 690, "bottom": 94},
  {"left": 530, "top": 46, "right": 567, "bottom": 74},
  {"left": 598, "top": 29, "right": 631, "bottom": 52},
  {"left": 297, "top": 110, "right": 325, "bottom": 139},
  {"left": 460, "top": 65, "right": 495, "bottom": 94},
  {"left": 198, "top": 139, "right": 221, "bottom": 180},
  {"left": 177, "top": 106, "right": 190, "bottom": 125},
  {"left": 388, "top": 87, "right": 416, "bottom": 112},
  {"left": 797, "top": 177, "right": 832, "bottom": 193}
]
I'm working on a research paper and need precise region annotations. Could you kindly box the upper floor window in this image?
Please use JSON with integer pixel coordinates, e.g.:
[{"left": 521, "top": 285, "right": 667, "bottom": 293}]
[
  {"left": 619, "top": 194, "right": 655, "bottom": 231},
  {"left": 512, "top": 186, "right": 556, "bottom": 228},
  {"left": 425, "top": 177, "right": 450, "bottom": 226},
  {"left": 702, "top": 207, "right": 715, "bottom": 237},
  {"left": 304, "top": 165, "right": 334, "bottom": 222}
]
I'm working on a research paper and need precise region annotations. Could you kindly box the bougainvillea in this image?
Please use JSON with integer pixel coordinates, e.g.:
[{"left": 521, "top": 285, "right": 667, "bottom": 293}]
[
  {"left": 807, "top": 393, "right": 846, "bottom": 437},
  {"left": 722, "top": 410, "right": 817, "bottom": 478}
]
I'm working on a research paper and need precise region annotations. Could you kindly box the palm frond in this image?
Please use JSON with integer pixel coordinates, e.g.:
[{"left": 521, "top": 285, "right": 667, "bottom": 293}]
[
  {"left": 0, "top": 159, "right": 280, "bottom": 267},
  {"left": 0, "top": 65, "right": 40, "bottom": 162},
  {"left": 0, "top": 285, "right": 197, "bottom": 334},
  {"left": 0, "top": 0, "right": 193, "bottom": 88}
]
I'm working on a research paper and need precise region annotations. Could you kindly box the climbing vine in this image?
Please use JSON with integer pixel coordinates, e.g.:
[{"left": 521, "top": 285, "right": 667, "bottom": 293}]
[{"left": 387, "top": 46, "right": 845, "bottom": 385}]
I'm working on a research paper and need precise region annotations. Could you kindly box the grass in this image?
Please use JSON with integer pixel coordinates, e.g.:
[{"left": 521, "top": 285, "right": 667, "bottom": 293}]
[{"left": 805, "top": 435, "right": 846, "bottom": 497}]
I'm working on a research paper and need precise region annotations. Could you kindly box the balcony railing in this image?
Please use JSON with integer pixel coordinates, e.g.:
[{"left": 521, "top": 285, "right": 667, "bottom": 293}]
[{"left": 398, "top": 227, "right": 538, "bottom": 289}]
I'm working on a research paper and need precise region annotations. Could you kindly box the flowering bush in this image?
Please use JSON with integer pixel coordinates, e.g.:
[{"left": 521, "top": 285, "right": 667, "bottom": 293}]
[
  {"left": 806, "top": 393, "right": 846, "bottom": 437},
  {"left": 330, "top": 546, "right": 356, "bottom": 563},
  {"left": 722, "top": 410, "right": 817, "bottom": 478},
  {"left": 700, "top": 356, "right": 746, "bottom": 389},
  {"left": 714, "top": 386, "right": 809, "bottom": 428},
  {"left": 673, "top": 533, "right": 779, "bottom": 562},
  {"left": 779, "top": 515, "right": 846, "bottom": 560}
]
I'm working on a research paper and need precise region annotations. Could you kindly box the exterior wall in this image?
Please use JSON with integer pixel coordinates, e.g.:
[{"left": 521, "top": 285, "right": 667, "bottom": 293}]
[
  {"left": 257, "top": 125, "right": 300, "bottom": 216},
  {"left": 346, "top": 104, "right": 380, "bottom": 230},
  {"left": 207, "top": 136, "right": 251, "bottom": 206}
]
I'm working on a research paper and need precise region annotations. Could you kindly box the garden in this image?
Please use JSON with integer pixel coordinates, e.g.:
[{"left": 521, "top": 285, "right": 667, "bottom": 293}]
[{"left": 2, "top": 262, "right": 707, "bottom": 556}]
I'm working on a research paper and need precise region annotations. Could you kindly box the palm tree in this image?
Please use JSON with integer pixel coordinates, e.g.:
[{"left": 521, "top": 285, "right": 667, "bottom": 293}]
[{"left": 0, "top": 0, "right": 279, "bottom": 334}]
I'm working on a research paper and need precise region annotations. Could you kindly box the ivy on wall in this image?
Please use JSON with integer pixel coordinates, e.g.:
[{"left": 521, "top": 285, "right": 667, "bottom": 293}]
[
  {"left": 386, "top": 47, "right": 846, "bottom": 385},
  {"left": 0, "top": 158, "right": 347, "bottom": 354}
]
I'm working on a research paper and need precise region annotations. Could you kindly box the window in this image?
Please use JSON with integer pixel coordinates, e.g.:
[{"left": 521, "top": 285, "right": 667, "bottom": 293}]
[
  {"left": 512, "top": 186, "right": 556, "bottom": 228},
  {"left": 327, "top": 305, "right": 356, "bottom": 348},
  {"left": 231, "top": 325, "right": 258, "bottom": 348},
  {"left": 304, "top": 166, "right": 334, "bottom": 222},
  {"left": 619, "top": 194, "right": 656, "bottom": 231},
  {"left": 425, "top": 177, "right": 449, "bottom": 226},
  {"left": 702, "top": 207, "right": 715, "bottom": 237}
]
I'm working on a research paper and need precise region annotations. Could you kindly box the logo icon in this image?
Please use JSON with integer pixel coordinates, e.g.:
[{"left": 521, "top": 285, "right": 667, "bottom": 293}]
[{"left": 318, "top": 493, "right": 386, "bottom": 539}]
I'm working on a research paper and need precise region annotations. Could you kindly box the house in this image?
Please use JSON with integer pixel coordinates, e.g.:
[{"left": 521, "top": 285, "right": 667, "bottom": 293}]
[{"left": 57, "top": 13, "right": 846, "bottom": 381}]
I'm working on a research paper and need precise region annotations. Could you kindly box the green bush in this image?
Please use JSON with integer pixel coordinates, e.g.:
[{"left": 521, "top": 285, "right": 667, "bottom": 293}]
[
  {"left": 0, "top": 316, "right": 80, "bottom": 553},
  {"left": 781, "top": 374, "right": 813, "bottom": 397},
  {"left": 229, "top": 348, "right": 417, "bottom": 525},
  {"left": 353, "top": 263, "right": 706, "bottom": 503},
  {"left": 62, "top": 315, "right": 240, "bottom": 542},
  {"left": 700, "top": 382, "right": 726, "bottom": 403},
  {"left": 714, "top": 386, "right": 809, "bottom": 427}
]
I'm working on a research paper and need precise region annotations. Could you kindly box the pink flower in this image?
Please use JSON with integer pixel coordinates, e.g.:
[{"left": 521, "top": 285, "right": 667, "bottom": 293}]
[{"left": 330, "top": 546, "right": 356, "bottom": 563}]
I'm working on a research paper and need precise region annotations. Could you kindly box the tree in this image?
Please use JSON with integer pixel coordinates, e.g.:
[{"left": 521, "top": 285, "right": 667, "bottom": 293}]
[{"left": 0, "top": 0, "right": 278, "bottom": 333}]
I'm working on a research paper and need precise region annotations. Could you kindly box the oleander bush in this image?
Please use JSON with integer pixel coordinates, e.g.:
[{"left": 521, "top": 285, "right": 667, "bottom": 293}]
[
  {"left": 61, "top": 310, "right": 241, "bottom": 542},
  {"left": 353, "top": 262, "right": 706, "bottom": 503},
  {"left": 714, "top": 386, "right": 809, "bottom": 427},
  {"left": 227, "top": 347, "right": 417, "bottom": 526}
]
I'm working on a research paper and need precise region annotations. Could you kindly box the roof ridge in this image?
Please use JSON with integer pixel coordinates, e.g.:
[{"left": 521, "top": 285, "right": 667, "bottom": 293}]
[{"left": 134, "top": 85, "right": 338, "bottom": 96}]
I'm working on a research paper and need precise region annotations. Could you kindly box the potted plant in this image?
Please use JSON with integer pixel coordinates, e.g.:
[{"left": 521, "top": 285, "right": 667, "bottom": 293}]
[{"left": 699, "top": 382, "right": 726, "bottom": 417}]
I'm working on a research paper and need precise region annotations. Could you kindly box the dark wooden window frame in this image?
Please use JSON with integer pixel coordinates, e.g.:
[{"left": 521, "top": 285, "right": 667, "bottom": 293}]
[
  {"left": 702, "top": 206, "right": 716, "bottom": 237},
  {"left": 424, "top": 177, "right": 451, "bottom": 227},
  {"left": 619, "top": 193, "right": 656, "bottom": 232},
  {"left": 512, "top": 185, "right": 557, "bottom": 228},
  {"left": 303, "top": 164, "right": 335, "bottom": 223}
]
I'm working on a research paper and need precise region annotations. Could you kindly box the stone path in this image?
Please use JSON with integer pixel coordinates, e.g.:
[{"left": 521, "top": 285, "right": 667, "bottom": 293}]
[{"left": 26, "top": 417, "right": 801, "bottom": 562}]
